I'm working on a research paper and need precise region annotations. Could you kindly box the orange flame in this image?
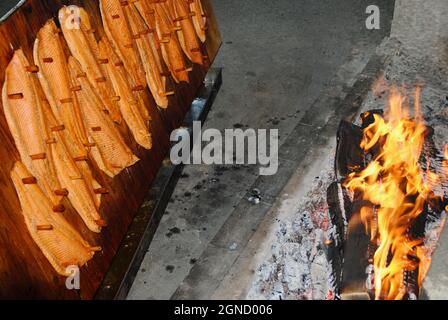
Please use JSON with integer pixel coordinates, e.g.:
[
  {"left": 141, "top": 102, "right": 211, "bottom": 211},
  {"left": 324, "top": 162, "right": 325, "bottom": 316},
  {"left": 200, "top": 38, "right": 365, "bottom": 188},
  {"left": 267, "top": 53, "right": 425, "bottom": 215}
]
[{"left": 344, "top": 87, "right": 439, "bottom": 300}]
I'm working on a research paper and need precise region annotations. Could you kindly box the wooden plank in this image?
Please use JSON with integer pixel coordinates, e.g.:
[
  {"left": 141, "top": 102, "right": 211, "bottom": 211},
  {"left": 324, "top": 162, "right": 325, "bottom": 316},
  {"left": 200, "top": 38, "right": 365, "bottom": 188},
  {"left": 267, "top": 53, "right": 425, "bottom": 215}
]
[{"left": 0, "top": 0, "right": 221, "bottom": 300}]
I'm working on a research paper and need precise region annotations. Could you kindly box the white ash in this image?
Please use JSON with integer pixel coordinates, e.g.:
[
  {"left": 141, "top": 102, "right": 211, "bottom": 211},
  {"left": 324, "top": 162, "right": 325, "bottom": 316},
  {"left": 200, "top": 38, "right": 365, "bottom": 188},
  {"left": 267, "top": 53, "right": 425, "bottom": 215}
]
[{"left": 247, "top": 155, "right": 337, "bottom": 300}]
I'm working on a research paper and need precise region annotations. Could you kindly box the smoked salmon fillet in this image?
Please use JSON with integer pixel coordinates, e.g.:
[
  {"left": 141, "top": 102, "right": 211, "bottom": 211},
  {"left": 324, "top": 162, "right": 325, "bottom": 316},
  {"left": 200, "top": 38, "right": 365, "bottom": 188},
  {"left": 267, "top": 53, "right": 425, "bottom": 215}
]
[
  {"left": 157, "top": 1, "right": 190, "bottom": 83},
  {"left": 171, "top": 0, "right": 204, "bottom": 65},
  {"left": 148, "top": 0, "right": 190, "bottom": 83},
  {"left": 34, "top": 20, "right": 106, "bottom": 214},
  {"left": 11, "top": 161, "right": 100, "bottom": 276},
  {"left": 2, "top": 49, "right": 62, "bottom": 205},
  {"left": 69, "top": 57, "right": 139, "bottom": 177},
  {"left": 99, "top": 0, "right": 147, "bottom": 90},
  {"left": 189, "top": 0, "right": 207, "bottom": 43},
  {"left": 58, "top": 6, "right": 122, "bottom": 124},
  {"left": 124, "top": 3, "right": 171, "bottom": 108},
  {"left": 37, "top": 90, "right": 105, "bottom": 233},
  {"left": 134, "top": 1, "right": 172, "bottom": 102},
  {"left": 98, "top": 37, "right": 153, "bottom": 149},
  {"left": 34, "top": 21, "right": 91, "bottom": 161},
  {"left": 36, "top": 79, "right": 103, "bottom": 210}
]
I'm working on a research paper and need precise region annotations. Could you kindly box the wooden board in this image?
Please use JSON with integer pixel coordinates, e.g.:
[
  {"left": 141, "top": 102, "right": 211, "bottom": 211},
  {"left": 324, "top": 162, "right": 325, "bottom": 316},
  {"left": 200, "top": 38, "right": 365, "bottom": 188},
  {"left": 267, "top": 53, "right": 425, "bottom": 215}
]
[{"left": 0, "top": 0, "right": 221, "bottom": 300}]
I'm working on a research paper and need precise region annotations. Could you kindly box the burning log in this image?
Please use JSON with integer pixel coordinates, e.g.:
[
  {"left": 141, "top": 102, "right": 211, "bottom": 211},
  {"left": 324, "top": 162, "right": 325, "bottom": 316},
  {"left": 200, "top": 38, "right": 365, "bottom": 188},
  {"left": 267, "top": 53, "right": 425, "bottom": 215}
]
[
  {"left": 326, "top": 182, "right": 350, "bottom": 294},
  {"left": 335, "top": 120, "right": 364, "bottom": 180},
  {"left": 328, "top": 89, "right": 448, "bottom": 300}
]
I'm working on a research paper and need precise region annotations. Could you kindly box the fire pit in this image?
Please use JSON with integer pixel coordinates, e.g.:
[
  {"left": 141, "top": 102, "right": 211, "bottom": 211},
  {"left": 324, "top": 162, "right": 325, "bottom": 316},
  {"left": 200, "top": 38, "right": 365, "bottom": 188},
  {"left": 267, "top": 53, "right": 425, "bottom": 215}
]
[{"left": 328, "top": 87, "right": 448, "bottom": 300}]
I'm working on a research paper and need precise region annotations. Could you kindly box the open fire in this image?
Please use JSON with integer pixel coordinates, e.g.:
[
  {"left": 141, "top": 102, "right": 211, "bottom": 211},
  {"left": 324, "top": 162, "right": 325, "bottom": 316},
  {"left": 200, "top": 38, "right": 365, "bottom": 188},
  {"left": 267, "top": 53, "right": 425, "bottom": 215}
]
[{"left": 330, "top": 87, "right": 447, "bottom": 300}]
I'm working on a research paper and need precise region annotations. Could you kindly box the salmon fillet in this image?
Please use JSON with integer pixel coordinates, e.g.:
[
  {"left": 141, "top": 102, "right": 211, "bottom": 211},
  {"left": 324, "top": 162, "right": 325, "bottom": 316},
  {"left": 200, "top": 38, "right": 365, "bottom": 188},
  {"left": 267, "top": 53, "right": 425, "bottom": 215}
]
[
  {"left": 151, "top": 1, "right": 190, "bottom": 83},
  {"left": 134, "top": 0, "right": 162, "bottom": 51},
  {"left": 37, "top": 90, "right": 104, "bottom": 233},
  {"left": 124, "top": 3, "right": 171, "bottom": 108},
  {"left": 34, "top": 20, "right": 89, "bottom": 156},
  {"left": 99, "top": 0, "right": 147, "bottom": 89},
  {"left": 172, "top": 0, "right": 204, "bottom": 65},
  {"left": 37, "top": 82, "right": 103, "bottom": 208},
  {"left": 34, "top": 20, "right": 105, "bottom": 209},
  {"left": 69, "top": 57, "right": 139, "bottom": 177},
  {"left": 134, "top": 1, "right": 172, "bottom": 103},
  {"left": 11, "top": 161, "right": 99, "bottom": 276},
  {"left": 189, "top": 0, "right": 207, "bottom": 43},
  {"left": 2, "top": 49, "right": 62, "bottom": 205},
  {"left": 98, "top": 37, "right": 153, "bottom": 149},
  {"left": 58, "top": 6, "right": 122, "bottom": 124}
]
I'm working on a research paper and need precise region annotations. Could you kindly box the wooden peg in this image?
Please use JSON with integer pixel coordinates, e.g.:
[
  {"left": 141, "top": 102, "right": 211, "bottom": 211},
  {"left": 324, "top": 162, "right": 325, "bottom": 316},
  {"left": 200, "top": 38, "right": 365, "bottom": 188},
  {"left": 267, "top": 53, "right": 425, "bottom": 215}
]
[
  {"left": 159, "top": 38, "right": 170, "bottom": 43},
  {"left": 55, "top": 188, "right": 69, "bottom": 196},
  {"left": 174, "top": 16, "right": 188, "bottom": 22},
  {"left": 26, "top": 65, "right": 39, "bottom": 73},
  {"left": 37, "top": 225, "right": 54, "bottom": 231},
  {"left": 30, "top": 153, "right": 47, "bottom": 160},
  {"left": 160, "top": 91, "right": 175, "bottom": 97},
  {"left": 95, "top": 77, "right": 107, "bottom": 83},
  {"left": 98, "top": 58, "right": 109, "bottom": 64},
  {"left": 52, "top": 204, "right": 66, "bottom": 213},
  {"left": 71, "top": 85, "right": 82, "bottom": 92},
  {"left": 51, "top": 125, "right": 65, "bottom": 132},
  {"left": 73, "top": 155, "right": 88, "bottom": 162},
  {"left": 115, "top": 61, "right": 125, "bottom": 67},
  {"left": 89, "top": 246, "right": 103, "bottom": 252},
  {"left": 43, "top": 57, "right": 53, "bottom": 63},
  {"left": 46, "top": 138, "right": 57, "bottom": 145},
  {"left": 111, "top": 96, "right": 121, "bottom": 102},
  {"left": 60, "top": 98, "right": 73, "bottom": 104},
  {"left": 94, "top": 188, "right": 109, "bottom": 195},
  {"left": 112, "top": 14, "right": 120, "bottom": 19},
  {"left": 92, "top": 127, "right": 102, "bottom": 132},
  {"left": 95, "top": 219, "right": 108, "bottom": 227},
  {"left": 22, "top": 177, "right": 37, "bottom": 185},
  {"left": 77, "top": 72, "right": 87, "bottom": 78},
  {"left": 132, "top": 85, "right": 145, "bottom": 92},
  {"left": 8, "top": 93, "right": 24, "bottom": 100},
  {"left": 186, "top": 67, "right": 193, "bottom": 72}
]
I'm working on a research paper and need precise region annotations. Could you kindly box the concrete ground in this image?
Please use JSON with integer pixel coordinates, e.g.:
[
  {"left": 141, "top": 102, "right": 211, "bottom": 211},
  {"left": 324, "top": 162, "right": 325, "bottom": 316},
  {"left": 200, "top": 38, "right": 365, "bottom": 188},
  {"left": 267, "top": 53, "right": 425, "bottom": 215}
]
[{"left": 128, "top": 0, "right": 395, "bottom": 300}]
